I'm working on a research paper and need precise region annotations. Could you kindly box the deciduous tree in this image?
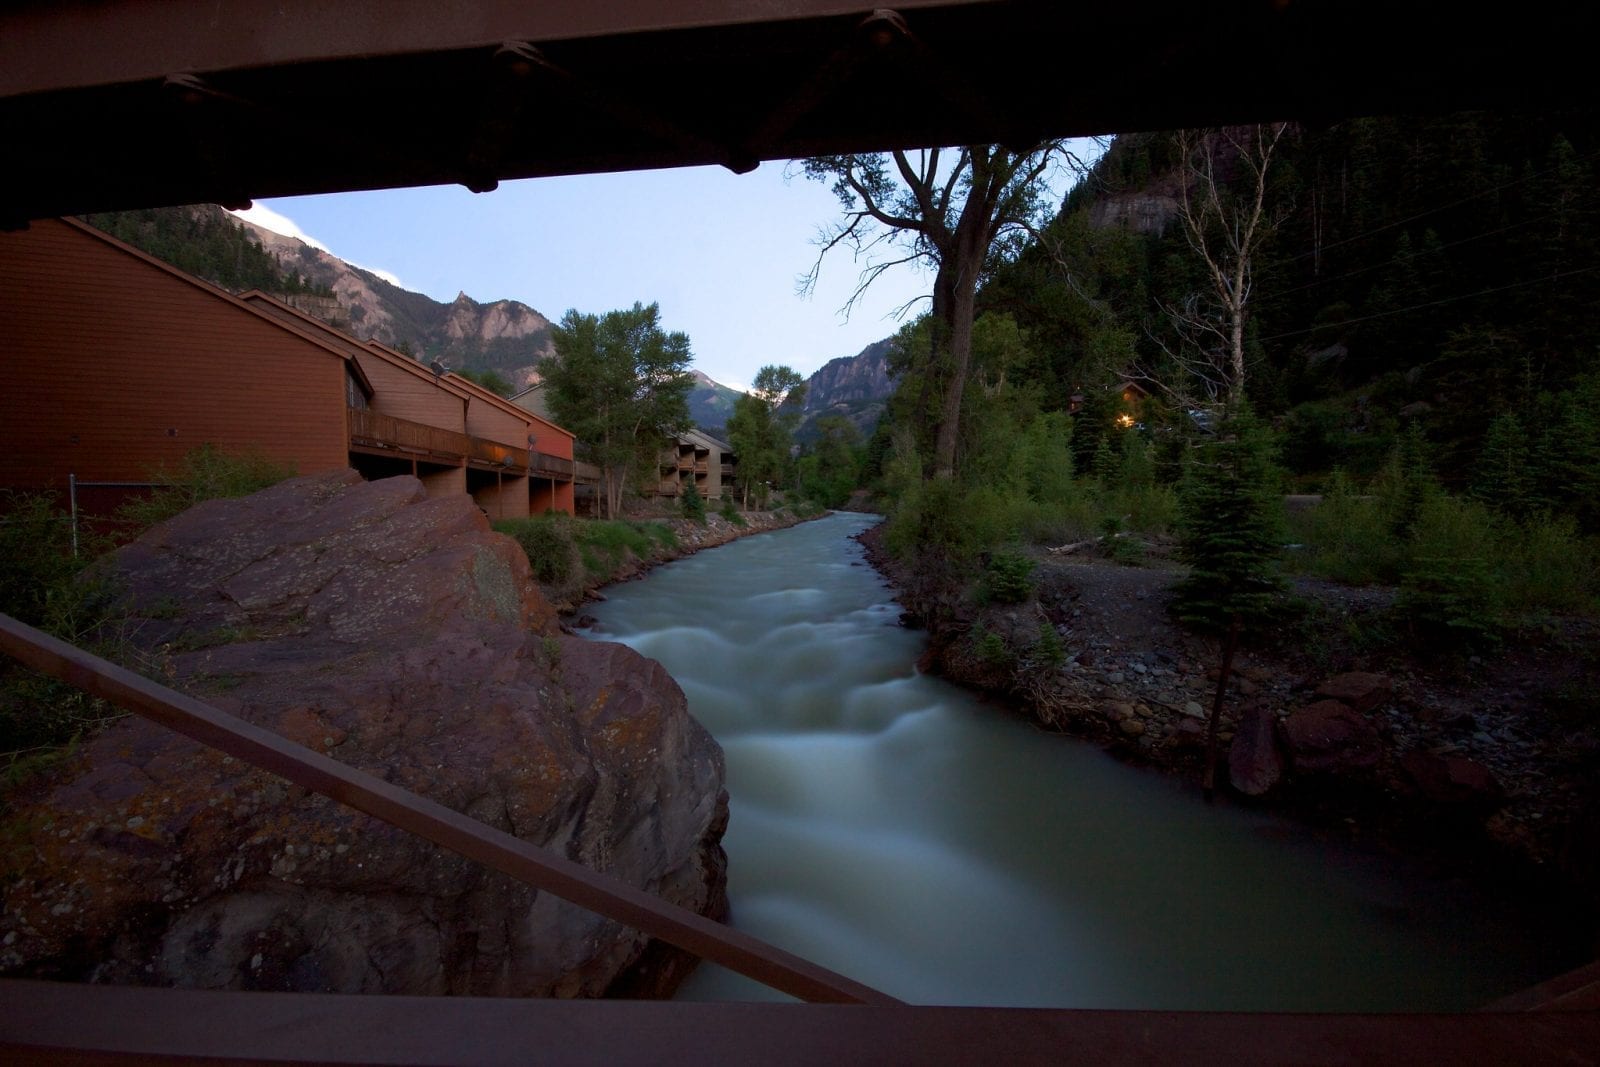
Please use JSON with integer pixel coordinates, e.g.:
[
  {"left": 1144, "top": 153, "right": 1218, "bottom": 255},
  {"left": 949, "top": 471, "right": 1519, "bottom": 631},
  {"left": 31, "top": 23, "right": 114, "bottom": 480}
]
[
  {"left": 543, "top": 302, "right": 693, "bottom": 519},
  {"left": 727, "top": 365, "right": 806, "bottom": 508},
  {"left": 802, "top": 143, "right": 1083, "bottom": 480}
]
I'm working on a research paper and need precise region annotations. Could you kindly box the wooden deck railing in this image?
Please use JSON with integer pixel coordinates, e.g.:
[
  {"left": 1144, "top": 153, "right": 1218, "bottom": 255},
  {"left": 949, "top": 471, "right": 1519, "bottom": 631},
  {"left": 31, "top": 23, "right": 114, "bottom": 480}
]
[
  {"left": 349, "top": 409, "right": 580, "bottom": 484},
  {"left": 0, "top": 613, "right": 895, "bottom": 1007},
  {"left": 348, "top": 406, "right": 472, "bottom": 460}
]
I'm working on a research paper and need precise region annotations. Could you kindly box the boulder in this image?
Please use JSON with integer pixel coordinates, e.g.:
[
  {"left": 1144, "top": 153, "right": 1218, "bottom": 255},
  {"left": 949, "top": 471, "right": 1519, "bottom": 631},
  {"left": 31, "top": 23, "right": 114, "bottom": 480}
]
[
  {"left": 1314, "top": 672, "right": 1394, "bottom": 713},
  {"left": 1398, "top": 751, "right": 1505, "bottom": 814},
  {"left": 0, "top": 472, "right": 727, "bottom": 997},
  {"left": 1228, "top": 706, "right": 1284, "bottom": 796},
  {"left": 1280, "top": 699, "right": 1383, "bottom": 775}
]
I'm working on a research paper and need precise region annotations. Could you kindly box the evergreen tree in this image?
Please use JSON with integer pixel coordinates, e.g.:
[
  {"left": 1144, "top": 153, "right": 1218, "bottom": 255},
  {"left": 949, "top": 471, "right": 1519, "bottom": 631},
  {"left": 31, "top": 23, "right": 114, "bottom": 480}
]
[
  {"left": 1091, "top": 435, "right": 1120, "bottom": 486},
  {"left": 1470, "top": 411, "right": 1530, "bottom": 516},
  {"left": 1171, "top": 405, "right": 1288, "bottom": 633}
]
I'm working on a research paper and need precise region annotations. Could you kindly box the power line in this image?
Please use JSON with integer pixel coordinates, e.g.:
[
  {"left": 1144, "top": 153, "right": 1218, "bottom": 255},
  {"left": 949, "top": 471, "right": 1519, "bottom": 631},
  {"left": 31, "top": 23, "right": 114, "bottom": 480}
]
[
  {"left": 1275, "top": 143, "right": 1600, "bottom": 267},
  {"left": 1256, "top": 265, "right": 1599, "bottom": 344},
  {"left": 1262, "top": 199, "right": 1591, "bottom": 303}
]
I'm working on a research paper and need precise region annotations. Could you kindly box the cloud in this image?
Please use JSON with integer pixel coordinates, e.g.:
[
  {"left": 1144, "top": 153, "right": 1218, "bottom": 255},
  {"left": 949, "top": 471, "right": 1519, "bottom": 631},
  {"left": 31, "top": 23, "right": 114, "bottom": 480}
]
[{"left": 228, "top": 204, "right": 406, "bottom": 288}]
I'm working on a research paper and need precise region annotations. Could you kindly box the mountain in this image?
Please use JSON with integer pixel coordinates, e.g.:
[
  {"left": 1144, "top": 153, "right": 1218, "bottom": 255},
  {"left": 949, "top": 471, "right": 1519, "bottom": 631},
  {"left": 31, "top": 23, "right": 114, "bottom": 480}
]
[
  {"left": 686, "top": 370, "right": 744, "bottom": 437},
  {"left": 84, "top": 205, "right": 556, "bottom": 390},
  {"left": 797, "top": 338, "right": 896, "bottom": 440}
]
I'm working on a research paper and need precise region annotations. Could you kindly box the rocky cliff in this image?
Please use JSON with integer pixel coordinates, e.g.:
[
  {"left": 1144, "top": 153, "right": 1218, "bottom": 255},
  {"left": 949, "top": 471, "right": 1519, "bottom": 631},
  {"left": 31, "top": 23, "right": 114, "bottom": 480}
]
[
  {"left": 0, "top": 471, "right": 726, "bottom": 997},
  {"left": 797, "top": 338, "right": 895, "bottom": 440},
  {"left": 237, "top": 215, "right": 556, "bottom": 388}
]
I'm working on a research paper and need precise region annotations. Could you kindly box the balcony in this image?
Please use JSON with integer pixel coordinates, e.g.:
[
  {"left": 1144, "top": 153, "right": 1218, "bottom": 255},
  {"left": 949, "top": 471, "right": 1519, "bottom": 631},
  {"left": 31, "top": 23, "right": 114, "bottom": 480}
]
[{"left": 347, "top": 408, "right": 576, "bottom": 482}]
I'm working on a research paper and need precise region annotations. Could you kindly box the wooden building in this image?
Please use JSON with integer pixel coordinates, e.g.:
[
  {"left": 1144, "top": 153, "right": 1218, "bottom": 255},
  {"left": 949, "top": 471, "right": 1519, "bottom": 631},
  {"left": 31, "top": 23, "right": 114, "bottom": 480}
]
[{"left": 0, "top": 217, "right": 578, "bottom": 517}]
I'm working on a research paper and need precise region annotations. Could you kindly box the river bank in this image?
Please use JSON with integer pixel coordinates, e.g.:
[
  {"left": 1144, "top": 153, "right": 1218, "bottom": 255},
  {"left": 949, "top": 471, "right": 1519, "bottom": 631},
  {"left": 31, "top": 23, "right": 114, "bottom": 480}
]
[
  {"left": 534, "top": 508, "right": 821, "bottom": 616},
  {"left": 855, "top": 520, "right": 1600, "bottom": 956}
]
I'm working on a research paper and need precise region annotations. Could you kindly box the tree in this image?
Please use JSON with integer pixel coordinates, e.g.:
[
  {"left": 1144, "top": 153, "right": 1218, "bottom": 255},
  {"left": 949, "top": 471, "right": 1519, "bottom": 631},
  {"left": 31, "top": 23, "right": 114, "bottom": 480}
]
[
  {"left": 1170, "top": 405, "right": 1289, "bottom": 799},
  {"left": 455, "top": 367, "right": 516, "bottom": 397},
  {"left": 726, "top": 365, "right": 806, "bottom": 508},
  {"left": 543, "top": 302, "right": 693, "bottom": 519},
  {"left": 1147, "top": 124, "right": 1290, "bottom": 409},
  {"left": 803, "top": 143, "right": 1082, "bottom": 480}
]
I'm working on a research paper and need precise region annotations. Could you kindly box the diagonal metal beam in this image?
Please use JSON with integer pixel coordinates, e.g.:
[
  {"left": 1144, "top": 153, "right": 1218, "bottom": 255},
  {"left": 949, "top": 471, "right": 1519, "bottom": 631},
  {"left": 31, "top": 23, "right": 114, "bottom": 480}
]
[{"left": 0, "top": 612, "right": 898, "bottom": 1006}]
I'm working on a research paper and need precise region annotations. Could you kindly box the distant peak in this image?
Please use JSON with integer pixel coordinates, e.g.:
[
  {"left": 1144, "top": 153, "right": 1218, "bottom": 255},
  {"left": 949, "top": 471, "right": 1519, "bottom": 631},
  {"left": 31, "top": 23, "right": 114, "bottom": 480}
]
[{"left": 453, "top": 290, "right": 473, "bottom": 304}]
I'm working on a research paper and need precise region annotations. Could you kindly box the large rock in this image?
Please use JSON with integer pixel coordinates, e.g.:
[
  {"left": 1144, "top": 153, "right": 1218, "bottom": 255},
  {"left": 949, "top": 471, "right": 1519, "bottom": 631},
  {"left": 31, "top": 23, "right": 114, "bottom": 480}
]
[
  {"left": 1280, "top": 699, "right": 1384, "bottom": 775},
  {"left": 1228, "top": 706, "right": 1284, "bottom": 796},
  {"left": 1398, "top": 751, "right": 1505, "bottom": 815},
  {"left": 1313, "top": 672, "right": 1394, "bottom": 714},
  {"left": 0, "top": 472, "right": 727, "bottom": 997}
]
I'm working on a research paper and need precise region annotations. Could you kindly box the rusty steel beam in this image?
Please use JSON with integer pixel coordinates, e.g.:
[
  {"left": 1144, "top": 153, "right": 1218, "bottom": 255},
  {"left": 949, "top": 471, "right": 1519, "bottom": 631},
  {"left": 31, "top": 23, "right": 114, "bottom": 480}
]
[{"left": 0, "top": 612, "right": 898, "bottom": 1006}]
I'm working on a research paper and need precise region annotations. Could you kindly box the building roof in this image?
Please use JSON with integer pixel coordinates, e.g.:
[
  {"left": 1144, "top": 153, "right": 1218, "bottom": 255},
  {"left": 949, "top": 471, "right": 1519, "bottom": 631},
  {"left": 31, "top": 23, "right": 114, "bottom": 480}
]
[
  {"left": 53, "top": 217, "right": 372, "bottom": 386},
  {"left": 448, "top": 372, "right": 573, "bottom": 442}
]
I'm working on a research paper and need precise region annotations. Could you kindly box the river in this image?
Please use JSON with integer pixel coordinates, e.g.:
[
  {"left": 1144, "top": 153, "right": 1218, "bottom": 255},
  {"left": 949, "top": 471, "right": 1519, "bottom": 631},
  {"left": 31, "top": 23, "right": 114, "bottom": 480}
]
[{"left": 579, "top": 512, "right": 1558, "bottom": 1009}]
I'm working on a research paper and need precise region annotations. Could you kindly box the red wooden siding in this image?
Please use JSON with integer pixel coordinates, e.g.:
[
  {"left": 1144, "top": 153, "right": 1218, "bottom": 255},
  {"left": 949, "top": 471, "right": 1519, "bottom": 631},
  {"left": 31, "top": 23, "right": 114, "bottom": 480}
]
[
  {"left": 0, "top": 219, "right": 349, "bottom": 494},
  {"left": 352, "top": 346, "right": 468, "bottom": 433}
]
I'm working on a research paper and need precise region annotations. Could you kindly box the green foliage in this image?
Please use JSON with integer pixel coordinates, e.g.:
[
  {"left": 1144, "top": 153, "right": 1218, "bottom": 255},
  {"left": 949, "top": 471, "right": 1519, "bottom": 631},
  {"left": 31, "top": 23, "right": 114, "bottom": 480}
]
[
  {"left": 85, "top": 207, "right": 332, "bottom": 297},
  {"left": 493, "top": 516, "right": 576, "bottom": 585},
  {"left": 981, "top": 552, "right": 1036, "bottom": 604},
  {"left": 455, "top": 367, "right": 516, "bottom": 397},
  {"left": 543, "top": 302, "right": 694, "bottom": 519},
  {"left": 1375, "top": 421, "right": 1437, "bottom": 540},
  {"left": 115, "top": 444, "right": 296, "bottom": 536},
  {"left": 1091, "top": 435, "right": 1120, "bottom": 486},
  {"left": 1171, "top": 406, "right": 1290, "bottom": 632},
  {"left": 1100, "top": 515, "right": 1147, "bottom": 566},
  {"left": 728, "top": 365, "right": 808, "bottom": 508},
  {"left": 680, "top": 482, "right": 707, "bottom": 523},
  {"left": 1397, "top": 556, "right": 1502, "bottom": 652},
  {"left": 973, "top": 628, "right": 1013, "bottom": 667},
  {"left": 719, "top": 495, "right": 746, "bottom": 526},
  {"left": 0, "top": 496, "right": 128, "bottom": 797},
  {"left": 0, "top": 494, "right": 82, "bottom": 629},
  {"left": 796, "top": 415, "right": 863, "bottom": 508},
  {"left": 1032, "top": 622, "right": 1066, "bottom": 669}
]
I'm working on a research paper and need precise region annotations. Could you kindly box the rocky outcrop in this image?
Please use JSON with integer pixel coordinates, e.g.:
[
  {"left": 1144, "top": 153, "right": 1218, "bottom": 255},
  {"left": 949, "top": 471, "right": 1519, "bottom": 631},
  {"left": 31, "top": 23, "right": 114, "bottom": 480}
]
[
  {"left": 1228, "top": 705, "right": 1284, "bottom": 796},
  {"left": 0, "top": 471, "right": 726, "bottom": 997},
  {"left": 1280, "top": 699, "right": 1384, "bottom": 775},
  {"left": 1314, "top": 672, "right": 1394, "bottom": 714}
]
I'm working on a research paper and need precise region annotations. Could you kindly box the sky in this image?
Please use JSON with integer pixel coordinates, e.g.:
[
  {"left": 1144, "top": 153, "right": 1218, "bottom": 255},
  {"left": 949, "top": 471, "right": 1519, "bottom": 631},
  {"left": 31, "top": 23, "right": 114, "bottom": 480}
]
[{"left": 234, "top": 146, "right": 1098, "bottom": 391}]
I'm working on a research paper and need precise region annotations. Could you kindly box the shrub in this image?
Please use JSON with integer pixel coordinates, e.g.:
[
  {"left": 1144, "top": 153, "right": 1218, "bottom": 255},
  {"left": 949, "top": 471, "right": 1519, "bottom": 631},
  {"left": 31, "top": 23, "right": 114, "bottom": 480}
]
[
  {"left": 982, "top": 551, "right": 1035, "bottom": 604},
  {"left": 680, "top": 483, "right": 707, "bottom": 523},
  {"left": 114, "top": 443, "right": 295, "bottom": 535},
  {"left": 973, "top": 628, "right": 1012, "bottom": 666},
  {"left": 1032, "top": 622, "right": 1066, "bottom": 669},
  {"left": 1397, "top": 555, "right": 1501, "bottom": 652},
  {"left": 0, "top": 493, "right": 81, "bottom": 628},
  {"left": 493, "top": 516, "right": 576, "bottom": 585},
  {"left": 719, "top": 495, "right": 745, "bottom": 526}
]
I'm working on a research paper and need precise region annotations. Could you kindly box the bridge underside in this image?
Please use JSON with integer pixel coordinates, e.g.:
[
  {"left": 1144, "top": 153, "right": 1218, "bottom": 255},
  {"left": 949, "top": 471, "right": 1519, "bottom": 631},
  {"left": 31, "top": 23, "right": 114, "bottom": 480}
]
[{"left": 3, "top": 0, "right": 1596, "bottom": 225}]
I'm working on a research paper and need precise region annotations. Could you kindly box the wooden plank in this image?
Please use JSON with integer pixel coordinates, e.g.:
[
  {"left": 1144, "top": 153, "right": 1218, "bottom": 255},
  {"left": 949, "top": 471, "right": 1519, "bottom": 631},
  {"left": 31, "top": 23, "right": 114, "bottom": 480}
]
[
  {"left": 0, "top": 613, "right": 896, "bottom": 1007},
  {"left": 3, "top": 980, "right": 1598, "bottom": 1067}
]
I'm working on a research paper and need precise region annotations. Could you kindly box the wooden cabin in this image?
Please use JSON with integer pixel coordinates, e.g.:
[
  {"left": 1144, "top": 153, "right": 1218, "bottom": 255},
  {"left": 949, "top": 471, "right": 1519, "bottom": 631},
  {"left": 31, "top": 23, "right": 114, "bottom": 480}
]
[{"left": 0, "top": 218, "right": 580, "bottom": 518}]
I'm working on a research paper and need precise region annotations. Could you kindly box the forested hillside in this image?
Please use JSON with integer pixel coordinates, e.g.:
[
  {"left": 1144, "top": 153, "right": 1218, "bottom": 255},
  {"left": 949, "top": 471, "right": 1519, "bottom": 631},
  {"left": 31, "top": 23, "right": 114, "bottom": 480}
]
[{"left": 981, "top": 111, "right": 1598, "bottom": 492}]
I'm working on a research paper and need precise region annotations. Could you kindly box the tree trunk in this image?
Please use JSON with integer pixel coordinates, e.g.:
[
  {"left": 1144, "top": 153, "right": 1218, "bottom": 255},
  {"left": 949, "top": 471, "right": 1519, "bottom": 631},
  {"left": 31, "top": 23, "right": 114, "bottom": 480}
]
[
  {"left": 930, "top": 235, "right": 983, "bottom": 480},
  {"left": 1202, "top": 613, "right": 1243, "bottom": 802}
]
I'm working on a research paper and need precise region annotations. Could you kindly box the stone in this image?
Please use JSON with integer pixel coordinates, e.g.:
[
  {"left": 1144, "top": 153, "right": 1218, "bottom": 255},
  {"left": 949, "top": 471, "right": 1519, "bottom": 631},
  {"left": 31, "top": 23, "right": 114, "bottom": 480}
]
[
  {"left": 1119, "top": 719, "right": 1146, "bottom": 737},
  {"left": 1182, "top": 701, "right": 1206, "bottom": 719},
  {"left": 1, "top": 472, "right": 727, "bottom": 998},
  {"left": 1314, "top": 672, "right": 1395, "bottom": 713},
  {"left": 1398, "top": 751, "right": 1505, "bottom": 814},
  {"left": 1280, "top": 700, "right": 1383, "bottom": 775},
  {"left": 1228, "top": 706, "right": 1283, "bottom": 796},
  {"left": 1107, "top": 671, "right": 1126, "bottom": 684}
]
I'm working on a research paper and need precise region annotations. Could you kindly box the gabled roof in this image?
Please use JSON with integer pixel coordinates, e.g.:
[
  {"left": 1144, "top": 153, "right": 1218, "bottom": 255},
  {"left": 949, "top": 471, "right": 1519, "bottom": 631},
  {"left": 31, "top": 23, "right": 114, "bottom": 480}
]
[
  {"left": 357, "top": 340, "right": 475, "bottom": 401},
  {"left": 236, "top": 289, "right": 376, "bottom": 395},
  {"left": 55, "top": 217, "right": 371, "bottom": 386},
  {"left": 447, "top": 372, "right": 573, "bottom": 442}
]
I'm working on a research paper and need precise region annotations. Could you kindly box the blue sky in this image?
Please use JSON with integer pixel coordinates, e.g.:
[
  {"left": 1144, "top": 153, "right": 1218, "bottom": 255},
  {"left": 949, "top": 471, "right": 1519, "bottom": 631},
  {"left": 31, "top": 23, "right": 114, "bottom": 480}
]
[{"left": 236, "top": 147, "right": 1098, "bottom": 391}]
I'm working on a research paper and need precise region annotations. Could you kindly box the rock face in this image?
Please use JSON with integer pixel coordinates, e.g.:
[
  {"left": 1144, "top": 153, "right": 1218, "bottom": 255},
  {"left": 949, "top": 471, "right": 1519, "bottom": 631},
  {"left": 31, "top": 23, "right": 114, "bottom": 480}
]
[
  {"left": 0, "top": 471, "right": 727, "bottom": 997},
  {"left": 1399, "top": 751, "right": 1505, "bottom": 815},
  {"left": 1313, "top": 672, "right": 1394, "bottom": 714},
  {"left": 1280, "top": 699, "right": 1384, "bottom": 775},
  {"left": 1228, "top": 705, "right": 1284, "bottom": 796}
]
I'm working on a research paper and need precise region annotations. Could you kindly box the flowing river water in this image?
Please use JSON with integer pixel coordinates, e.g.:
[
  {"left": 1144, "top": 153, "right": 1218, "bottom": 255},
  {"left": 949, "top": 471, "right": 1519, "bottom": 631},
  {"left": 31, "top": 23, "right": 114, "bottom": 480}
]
[{"left": 580, "top": 512, "right": 1560, "bottom": 1009}]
